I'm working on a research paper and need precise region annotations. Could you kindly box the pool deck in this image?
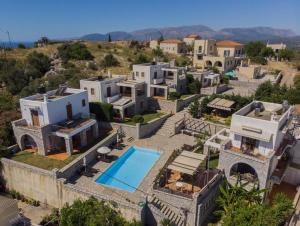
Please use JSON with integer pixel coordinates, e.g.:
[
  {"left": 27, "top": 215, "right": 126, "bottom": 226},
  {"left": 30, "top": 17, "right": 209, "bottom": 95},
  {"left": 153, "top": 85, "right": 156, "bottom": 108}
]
[{"left": 68, "top": 133, "right": 196, "bottom": 205}]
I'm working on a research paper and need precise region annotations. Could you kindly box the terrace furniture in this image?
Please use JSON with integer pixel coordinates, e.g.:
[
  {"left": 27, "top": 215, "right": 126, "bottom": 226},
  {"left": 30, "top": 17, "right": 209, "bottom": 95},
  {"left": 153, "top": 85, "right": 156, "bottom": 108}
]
[{"left": 182, "top": 144, "right": 194, "bottom": 152}]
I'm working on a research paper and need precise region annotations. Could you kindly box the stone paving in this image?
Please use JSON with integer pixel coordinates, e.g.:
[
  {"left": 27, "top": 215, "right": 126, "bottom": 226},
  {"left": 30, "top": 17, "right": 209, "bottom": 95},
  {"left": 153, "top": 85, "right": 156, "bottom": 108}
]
[{"left": 70, "top": 132, "right": 196, "bottom": 205}]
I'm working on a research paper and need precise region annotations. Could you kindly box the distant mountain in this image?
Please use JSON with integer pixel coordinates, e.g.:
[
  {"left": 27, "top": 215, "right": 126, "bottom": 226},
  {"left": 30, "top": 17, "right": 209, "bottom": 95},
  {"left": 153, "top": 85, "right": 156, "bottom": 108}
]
[{"left": 80, "top": 25, "right": 298, "bottom": 44}]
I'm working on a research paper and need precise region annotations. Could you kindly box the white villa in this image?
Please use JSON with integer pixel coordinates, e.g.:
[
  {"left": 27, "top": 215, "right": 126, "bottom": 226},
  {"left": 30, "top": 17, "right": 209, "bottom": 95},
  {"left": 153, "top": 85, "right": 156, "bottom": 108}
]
[
  {"left": 132, "top": 61, "right": 187, "bottom": 99},
  {"left": 12, "top": 86, "right": 99, "bottom": 156},
  {"left": 205, "top": 101, "right": 294, "bottom": 191}
]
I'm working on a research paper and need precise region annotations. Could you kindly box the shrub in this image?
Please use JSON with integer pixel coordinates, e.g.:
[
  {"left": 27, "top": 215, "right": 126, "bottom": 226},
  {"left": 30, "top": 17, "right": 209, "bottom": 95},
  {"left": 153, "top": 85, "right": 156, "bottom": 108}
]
[
  {"left": 168, "top": 92, "right": 181, "bottom": 100},
  {"left": 89, "top": 102, "right": 113, "bottom": 122},
  {"left": 58, "top": 42, "right": 94, "bottom": 62},
  {"left": 297, "top": 65, "right": 300, "bottom": 71},
  {"left": 132, "top": 115, "right": 144, "bottom": 124},
  {"left": 100, "top": 53, "right": 120, "bottom": 68}
]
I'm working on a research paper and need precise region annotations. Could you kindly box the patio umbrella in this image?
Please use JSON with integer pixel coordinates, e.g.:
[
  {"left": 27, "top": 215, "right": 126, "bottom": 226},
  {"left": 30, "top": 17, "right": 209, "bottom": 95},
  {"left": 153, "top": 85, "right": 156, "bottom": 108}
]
[{"left": 97, "top": 146, "right": 111, "bottom": 155}]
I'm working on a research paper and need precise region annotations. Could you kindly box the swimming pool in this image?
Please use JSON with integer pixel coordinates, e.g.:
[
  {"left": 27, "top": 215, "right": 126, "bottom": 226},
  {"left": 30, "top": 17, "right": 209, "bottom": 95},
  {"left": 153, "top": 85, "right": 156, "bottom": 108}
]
[{"left": 95, "top": 146, "right": 160, "bottom": 192}]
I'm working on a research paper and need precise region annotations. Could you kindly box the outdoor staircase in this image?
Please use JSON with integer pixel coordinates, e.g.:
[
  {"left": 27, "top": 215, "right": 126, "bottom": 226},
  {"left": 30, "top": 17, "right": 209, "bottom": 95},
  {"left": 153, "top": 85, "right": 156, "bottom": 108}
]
[
  {"left": 149, "top": 195, "right": 185, "bottom": 226},
  {"left": 156, "top": 111, "right": 187, "bottom": 137}
]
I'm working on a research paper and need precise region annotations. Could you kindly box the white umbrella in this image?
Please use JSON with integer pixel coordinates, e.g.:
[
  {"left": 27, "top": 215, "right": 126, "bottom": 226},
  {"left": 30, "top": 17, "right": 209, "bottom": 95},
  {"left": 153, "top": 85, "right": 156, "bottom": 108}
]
[{"left": 97, "top": 146, "right": 111, "bottom": 155}]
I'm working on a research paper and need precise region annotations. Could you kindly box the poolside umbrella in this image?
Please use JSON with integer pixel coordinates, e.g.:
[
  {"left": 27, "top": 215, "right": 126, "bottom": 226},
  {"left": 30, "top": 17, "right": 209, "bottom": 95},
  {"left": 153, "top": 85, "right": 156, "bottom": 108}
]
[{"left": 97, "top": 146, "right": 111, "bottom": 155}]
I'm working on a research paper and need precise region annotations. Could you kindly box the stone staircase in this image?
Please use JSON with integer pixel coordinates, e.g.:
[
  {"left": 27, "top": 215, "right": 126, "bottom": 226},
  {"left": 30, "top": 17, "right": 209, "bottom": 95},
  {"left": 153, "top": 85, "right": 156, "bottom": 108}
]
[
  {"left": 156, "top": 111, "right": 187, "bottom": 137},
  {"left": 149, "top": 195, "right": 185, "bottom": 226}
]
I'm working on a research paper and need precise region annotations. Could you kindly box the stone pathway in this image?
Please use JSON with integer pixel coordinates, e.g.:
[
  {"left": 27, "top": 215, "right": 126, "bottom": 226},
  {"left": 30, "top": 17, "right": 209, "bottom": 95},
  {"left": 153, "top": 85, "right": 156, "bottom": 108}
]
[{"left": 156, "top": 110, "right": 188, "bottom": 137}]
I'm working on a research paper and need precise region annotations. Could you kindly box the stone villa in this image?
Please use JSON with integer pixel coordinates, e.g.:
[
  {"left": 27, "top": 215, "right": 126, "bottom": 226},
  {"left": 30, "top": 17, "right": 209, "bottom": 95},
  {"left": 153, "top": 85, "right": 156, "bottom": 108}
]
[
  {"left": 206, "top": 101, "right": 295, "bottom": 192},
  {"left": 12, "top": 86, "right": 99, "bottom": 156},
  {"left": 159, "top": 39, "right": 188, "bottom": 55},
  {"left": 193, "top": 39, "right": 245, "bottom": 72}
]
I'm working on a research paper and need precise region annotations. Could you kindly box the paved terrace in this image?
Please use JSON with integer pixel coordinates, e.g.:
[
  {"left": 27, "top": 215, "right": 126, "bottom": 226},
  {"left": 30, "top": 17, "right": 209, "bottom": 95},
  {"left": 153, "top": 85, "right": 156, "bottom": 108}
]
[{"left": 68, "top": 133, "right": 195, "bottom": 205}]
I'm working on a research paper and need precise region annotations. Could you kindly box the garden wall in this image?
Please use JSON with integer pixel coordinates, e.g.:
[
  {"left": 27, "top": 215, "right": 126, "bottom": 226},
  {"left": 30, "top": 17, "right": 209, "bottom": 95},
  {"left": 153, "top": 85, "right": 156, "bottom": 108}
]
[
  {"left": 148, "top": 94, "right": 201, "bottom": 113},
  {"left": 138, "top": 113, "right": 170, "bottom": 138}
]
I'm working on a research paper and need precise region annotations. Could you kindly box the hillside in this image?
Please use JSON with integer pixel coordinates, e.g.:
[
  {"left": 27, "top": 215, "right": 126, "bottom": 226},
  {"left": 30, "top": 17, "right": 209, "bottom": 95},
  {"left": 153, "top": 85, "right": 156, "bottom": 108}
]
[{"left": 80, "top": 25, "right": 297, "bottom": 44}]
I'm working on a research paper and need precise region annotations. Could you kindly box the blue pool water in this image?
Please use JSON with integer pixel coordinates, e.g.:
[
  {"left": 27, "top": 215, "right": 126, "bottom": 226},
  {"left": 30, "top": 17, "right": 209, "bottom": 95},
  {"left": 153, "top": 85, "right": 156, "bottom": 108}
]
[{"left": 95, "top": 146, "right": 160, "bottom": 192}]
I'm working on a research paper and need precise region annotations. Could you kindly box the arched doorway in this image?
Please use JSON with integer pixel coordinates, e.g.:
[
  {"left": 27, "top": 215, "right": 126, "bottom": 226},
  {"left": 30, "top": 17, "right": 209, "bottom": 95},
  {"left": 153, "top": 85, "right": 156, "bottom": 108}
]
[
  {"left": 205, "top": 60, "right": 212, "bottom": 68},
  {"left": 230, "top": 162, "right": 259, "bottom": 190},
  {"left": 21, "top": 134, "right": 38, "bottom": 152},
  {"left": 214, "top": 61, "right": 222, "bottom": 68}
]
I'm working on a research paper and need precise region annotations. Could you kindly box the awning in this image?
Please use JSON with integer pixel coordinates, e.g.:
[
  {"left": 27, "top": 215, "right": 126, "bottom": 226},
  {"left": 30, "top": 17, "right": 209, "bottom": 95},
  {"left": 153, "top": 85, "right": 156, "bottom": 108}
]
[{"left": 231, "top": 126, "right": 273, "bottom": 142}]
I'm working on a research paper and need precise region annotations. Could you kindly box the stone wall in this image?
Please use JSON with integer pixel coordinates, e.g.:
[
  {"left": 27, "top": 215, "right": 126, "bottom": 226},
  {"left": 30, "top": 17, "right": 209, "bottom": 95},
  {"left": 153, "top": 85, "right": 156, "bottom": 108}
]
[
  {"left": 283, "top": 166, "right": 300, "bottom": 186},
  {"left": 138, "top": 113, "right": 170, "bottom": 138},
  {"left": 148, "top": 98, "right": 176, "bottom": 113},
  {"left": 218, "top": 149, "right": 272, "bottom": 189},
  {"left": 175, "top": 94, "right": 201, "bottom": 112},
  {"left": 1, "top": 152, "right": 143, "bottom": 222},
  {"left": 201, "top": 85, "right": 228, "bottom": 96},
  {"left": 148, "top": 94, "right": 201, "bottom": 113}
]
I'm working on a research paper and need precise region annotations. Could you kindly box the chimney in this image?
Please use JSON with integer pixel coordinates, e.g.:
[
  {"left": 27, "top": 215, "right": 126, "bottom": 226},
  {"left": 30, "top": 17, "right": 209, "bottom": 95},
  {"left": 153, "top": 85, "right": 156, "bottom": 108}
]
[
  {"left": 108, "top": 70, "right": 112, "bottom": 78},
  {"left": 43, "top": 94, "right": 48, "bottom": 103}
]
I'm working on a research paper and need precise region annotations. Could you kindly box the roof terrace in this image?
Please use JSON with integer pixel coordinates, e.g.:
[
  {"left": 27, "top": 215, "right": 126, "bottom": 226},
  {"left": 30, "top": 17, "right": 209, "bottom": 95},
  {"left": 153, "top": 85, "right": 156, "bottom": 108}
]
[{"left": 235, "top": 101, "right": 291, "bottom": 122}]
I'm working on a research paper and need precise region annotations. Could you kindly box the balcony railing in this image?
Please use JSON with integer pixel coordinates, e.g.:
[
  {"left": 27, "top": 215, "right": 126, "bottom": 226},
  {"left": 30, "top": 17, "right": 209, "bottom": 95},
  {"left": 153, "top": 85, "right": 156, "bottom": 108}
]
[{"left": 153, "top": 78, "right": 164, "bottom": 85}]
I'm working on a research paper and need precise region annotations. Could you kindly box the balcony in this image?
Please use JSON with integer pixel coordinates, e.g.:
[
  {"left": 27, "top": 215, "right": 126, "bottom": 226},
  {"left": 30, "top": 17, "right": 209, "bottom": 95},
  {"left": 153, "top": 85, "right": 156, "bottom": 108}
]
[
  {"left": 106, "top": 94, "right": 120, "bottom": 104},
  {"left": 153, "top": 78, "right": 164, "bottom": 85},
  {"left": 229, "top": 146, "right": 267, "bottom": 161}
]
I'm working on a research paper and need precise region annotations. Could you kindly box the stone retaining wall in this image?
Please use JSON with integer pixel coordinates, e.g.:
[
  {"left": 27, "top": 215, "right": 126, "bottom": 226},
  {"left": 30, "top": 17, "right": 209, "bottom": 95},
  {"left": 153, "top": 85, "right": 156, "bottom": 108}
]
[
  {"left": 138, "top": 113, "right": 170, "bottom": 138},
  {"left": 175, "top": 94, "right": 201, "bottom": 112}
]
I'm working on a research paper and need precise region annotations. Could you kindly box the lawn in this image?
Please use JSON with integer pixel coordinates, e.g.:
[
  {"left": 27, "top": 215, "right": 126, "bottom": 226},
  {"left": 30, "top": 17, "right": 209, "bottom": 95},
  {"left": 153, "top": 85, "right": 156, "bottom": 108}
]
[
  {"left": 9, "top": 132, "right": 112, "bottom": 171},
  {"left": 123, "top": 111, "right": 165, "bottom": 125},
  {"left": 180, "top": 94, "right": 193, "bottom": 99},
  {"left": 10, "top": 151, "right": 81, "bottom": 170},
  {"left": 208, "top": 154, "right": 219, "bottom": 169}
]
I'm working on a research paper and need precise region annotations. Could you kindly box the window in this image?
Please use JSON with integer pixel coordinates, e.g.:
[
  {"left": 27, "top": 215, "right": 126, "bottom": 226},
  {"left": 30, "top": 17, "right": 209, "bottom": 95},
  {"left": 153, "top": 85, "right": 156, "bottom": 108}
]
[
  {"left": 84, "top": 87, "right": 87, "bottom": 90},
  {"left": 198, "top": 46, "right": 202, "bottom": 53},
  {"left": 82, "top": 99, "right": 86, "bottom": 107},
  {"left": 210, "top": 46, "right": 212, "bottom": 51},
  {"left": 197, "top": 55, "right": 203, "bottom": 60},
  {"left": 224, "top": 50, "right": 230, "bottom": 57},
  {"left": 141, "top": 72, "right": 145, "bottom": 78},
  {"left": 154, "top": 71, "right": 157, "bottom": 79},
  {"left": 136, "top": 71, "right": 139, "bottom": 77},
  {"left": 140, "top": 102, "right": 144, "bottom": 109},
  {"left": 91, "top": 88, "right": 95, "bottom": 95}
]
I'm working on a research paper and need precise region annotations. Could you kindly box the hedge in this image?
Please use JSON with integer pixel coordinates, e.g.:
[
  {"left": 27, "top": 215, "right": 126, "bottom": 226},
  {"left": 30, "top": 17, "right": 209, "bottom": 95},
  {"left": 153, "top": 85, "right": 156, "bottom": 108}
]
[{"left": 89, "top": 102, "right": 113, "bottom": 122}]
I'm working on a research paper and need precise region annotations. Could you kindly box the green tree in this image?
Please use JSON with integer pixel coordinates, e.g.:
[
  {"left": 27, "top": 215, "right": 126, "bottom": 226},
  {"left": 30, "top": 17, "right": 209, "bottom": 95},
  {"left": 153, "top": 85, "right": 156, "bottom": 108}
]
[
  {"left": 279, "top": 48, "right": 294, "bottom": 61},
  {"left": 152, "top": 47, "right": 164, "bottom": 58},
  {"left": 260, "top": 46, "right": 275, "bottom": 58},
  {"left": 189, "top": 99, "right": 200, "bottom": 118},
  {"left": 25, "top": 51, "right": 51, "bottom": 79},
  {"left": 58, "top": 197, "right": 141, "bottom": 226},
  {"left": 100, "top": 54, "right": 120, "bottom": 68},
  {"left": 245, "top": 41, "right": 266, "bottom": 58},
  {"left": 17, "top": 43, "right": 26, "bottom": 49},
  {"left": 108, "top": 34, "right": 112, "bottom": 42},
  {"left": 133, "top": 54, "right": 149, "bottom": 65}
]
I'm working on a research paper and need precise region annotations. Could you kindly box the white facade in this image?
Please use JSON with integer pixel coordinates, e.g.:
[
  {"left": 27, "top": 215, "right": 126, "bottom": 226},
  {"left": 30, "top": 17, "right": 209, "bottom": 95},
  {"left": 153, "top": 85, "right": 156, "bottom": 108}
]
[
  {"left": 20, "top": 88, "right": 90, "bottom": 127},
  {"left": 80, "top": 76, "right": 124, "bottom": 103}
]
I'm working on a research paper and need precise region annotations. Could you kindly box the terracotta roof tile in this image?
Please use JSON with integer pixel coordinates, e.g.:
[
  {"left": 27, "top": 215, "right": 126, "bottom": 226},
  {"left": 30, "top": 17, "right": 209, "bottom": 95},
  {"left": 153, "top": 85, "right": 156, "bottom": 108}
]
[{"left": 216, "top": 40, "right": 243, "bottom": 47}]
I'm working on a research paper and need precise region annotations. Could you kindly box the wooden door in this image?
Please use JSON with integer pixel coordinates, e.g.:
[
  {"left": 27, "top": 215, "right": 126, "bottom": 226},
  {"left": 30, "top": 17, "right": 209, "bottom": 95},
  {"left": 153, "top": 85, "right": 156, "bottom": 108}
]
[
  {"left": 66, "top": 103, "right": 73, "bottom": 120},
  {"left": 72, "top": 134, "right": 81, "bottom": 149},
  {"left": 31, "top": 109, "right": 40, "bottom": 126}
]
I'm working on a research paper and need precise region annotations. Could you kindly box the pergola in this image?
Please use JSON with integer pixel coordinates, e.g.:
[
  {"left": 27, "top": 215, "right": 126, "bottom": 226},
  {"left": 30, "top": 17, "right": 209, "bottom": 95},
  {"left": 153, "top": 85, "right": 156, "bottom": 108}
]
[{"left": 167, "top": 151, "right": 207, "bottom": 176}]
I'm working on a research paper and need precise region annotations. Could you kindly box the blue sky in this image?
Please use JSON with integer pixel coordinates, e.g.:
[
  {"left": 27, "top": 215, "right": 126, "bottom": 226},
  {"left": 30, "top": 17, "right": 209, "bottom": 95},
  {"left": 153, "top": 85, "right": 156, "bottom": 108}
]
[{"left": 0, "top": 0, "right": 299, "bottom": 41}]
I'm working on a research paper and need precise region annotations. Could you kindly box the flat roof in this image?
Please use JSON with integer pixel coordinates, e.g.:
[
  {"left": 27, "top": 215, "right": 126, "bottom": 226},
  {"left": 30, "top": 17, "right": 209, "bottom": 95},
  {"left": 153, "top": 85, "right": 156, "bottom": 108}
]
[
  {"left": 207, "top": 98, "right": 235, "bottom": 111},
  {"left": 22, "top": 87, "right": 85, "bottom": 102}
]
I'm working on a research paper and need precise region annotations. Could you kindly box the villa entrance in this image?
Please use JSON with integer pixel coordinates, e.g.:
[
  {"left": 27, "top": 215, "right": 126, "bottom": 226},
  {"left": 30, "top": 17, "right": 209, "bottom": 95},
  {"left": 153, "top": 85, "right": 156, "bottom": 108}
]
[
  {"left": 21, "top": 134, "right": 38, "bottom": 152},
  {"left": 230, "top": 162, "right": 259, "bottom": 190}
]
